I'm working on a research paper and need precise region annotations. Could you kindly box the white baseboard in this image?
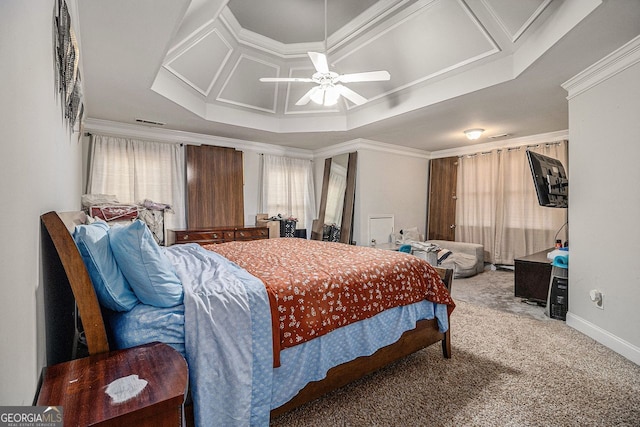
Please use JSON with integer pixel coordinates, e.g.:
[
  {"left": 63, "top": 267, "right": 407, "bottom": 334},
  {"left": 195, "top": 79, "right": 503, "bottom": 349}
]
[{"left": 566, "top": 312, "right": 640, "bottom": 366}]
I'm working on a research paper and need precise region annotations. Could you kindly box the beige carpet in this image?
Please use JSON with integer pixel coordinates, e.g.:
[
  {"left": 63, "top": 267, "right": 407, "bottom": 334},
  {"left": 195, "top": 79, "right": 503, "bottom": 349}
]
[
  {"left": 452, "top": 268, "right": 550, "bottom": 321},
  {"left": 271, "top": 271, "right": 640, "bottom": 427}
]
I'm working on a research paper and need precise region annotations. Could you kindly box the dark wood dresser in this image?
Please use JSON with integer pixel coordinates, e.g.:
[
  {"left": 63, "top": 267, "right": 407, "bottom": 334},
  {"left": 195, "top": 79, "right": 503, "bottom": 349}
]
[
  {"left": 514, "top": 248, "right": 554, "bottom": 303},
  {"left": 167, "top": 225, "right": 269, "bottom": 245},
  {"left": 36, "top": 342, "right": 187, "bottom": 427}
]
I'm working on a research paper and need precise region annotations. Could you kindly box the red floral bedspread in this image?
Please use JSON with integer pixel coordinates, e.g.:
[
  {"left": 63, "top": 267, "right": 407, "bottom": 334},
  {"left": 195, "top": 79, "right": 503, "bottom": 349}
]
[{"left": 204, "top": 238, "right": 455, "bottom": 358}]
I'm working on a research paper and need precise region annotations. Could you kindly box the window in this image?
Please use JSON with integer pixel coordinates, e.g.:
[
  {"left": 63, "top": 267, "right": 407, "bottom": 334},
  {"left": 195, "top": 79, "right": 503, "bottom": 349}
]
[
  {"left": 260, "top": 154, "right": 316, "bottom": 236},
  {"left": 86, "top": 135, "right": 186, "bottom": 230},
  {"left": 456, "top": 141, "right": 568, "bottom": 264}
]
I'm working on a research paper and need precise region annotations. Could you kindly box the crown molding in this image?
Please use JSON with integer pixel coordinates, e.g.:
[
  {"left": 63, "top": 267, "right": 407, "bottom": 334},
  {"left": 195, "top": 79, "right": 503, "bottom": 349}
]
[
  {"left": 327, "top": 0, "right": 412, "bottom": 53},
  {"left": 218, "top": 1, "right": 409, "bottom": 59},
  {"left": 82, "top": 118, "right": 314, "bottom": 159},
  {"left": 313, "top": 138, "right": 431, "bottom": 160},
  {"left": 219, "top": 7, "right": 318, "bottom": 58},
  {"left": 562, "top": 34, "right": 640, "bottom": 100},
  {"left": 82, "top": 118, "right": 432, "bottom": 161}
]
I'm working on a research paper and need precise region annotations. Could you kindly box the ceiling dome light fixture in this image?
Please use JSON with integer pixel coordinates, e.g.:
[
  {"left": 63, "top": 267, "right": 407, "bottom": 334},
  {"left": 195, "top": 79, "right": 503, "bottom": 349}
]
[{"left": 464, "top": 128, "right": 484, "bottom": 140}]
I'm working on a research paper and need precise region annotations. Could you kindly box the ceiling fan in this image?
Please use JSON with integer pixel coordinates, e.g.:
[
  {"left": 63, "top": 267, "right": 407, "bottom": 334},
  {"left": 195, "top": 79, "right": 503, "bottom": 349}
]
[
  {"left": 258, "top": 0, "right": 390, "bottom": 107},
  {"left": 260, "top": 52, "right": 390, "bottom": 107}
]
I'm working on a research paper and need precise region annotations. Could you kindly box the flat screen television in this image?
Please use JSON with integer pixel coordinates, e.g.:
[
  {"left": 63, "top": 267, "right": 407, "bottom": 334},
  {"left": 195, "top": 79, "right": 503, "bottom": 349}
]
[{"left": 526, "top": 150, "right": 568, "bottom": 208}]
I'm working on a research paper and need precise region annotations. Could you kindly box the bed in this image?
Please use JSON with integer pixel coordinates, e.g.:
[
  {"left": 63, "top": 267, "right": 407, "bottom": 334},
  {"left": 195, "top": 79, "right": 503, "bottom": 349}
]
[{"left": 40, "top": 211, "right": 454, "bottom": 426}]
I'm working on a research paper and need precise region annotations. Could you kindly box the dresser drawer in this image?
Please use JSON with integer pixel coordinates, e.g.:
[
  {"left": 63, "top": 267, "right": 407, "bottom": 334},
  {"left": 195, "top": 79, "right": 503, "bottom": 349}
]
[
  {"left": 235, "top": 228, "right": 269, "bottom": 240},
  {"left": 173, "top": 230, "right": 227, "bottom": 244},
  {"left": 168, "top": 226, "right": 269, "bottom": 245}
]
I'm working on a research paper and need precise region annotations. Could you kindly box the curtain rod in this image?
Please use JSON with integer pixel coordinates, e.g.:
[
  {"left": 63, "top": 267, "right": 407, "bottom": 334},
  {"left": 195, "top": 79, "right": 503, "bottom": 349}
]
[
  {"left": 83, "top": 132, "right": 185, "bottom": 146},
  {"left": 458, "top": 140, "right": 567, "bottom": 158}
]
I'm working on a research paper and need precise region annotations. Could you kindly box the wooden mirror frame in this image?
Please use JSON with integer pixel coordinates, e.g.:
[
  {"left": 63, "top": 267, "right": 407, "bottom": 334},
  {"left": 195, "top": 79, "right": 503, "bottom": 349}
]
[{"left": 312, "top": 152, "right": 357, "bottom": 244}]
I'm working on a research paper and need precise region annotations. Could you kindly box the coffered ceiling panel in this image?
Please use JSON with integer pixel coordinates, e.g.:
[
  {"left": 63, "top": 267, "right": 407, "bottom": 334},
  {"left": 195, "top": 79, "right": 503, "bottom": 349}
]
[
  {"left": 482, "top": 0, "right": 552, "bottom": 42},
  {"left": 164, "top": 28, "right": 233, "bottom": 96},
  {"left": 217, "top": 54, "right": 280, "bottom": 112},
  {"left": 333, "top": 0, "right": 499, "bottom": 102}
]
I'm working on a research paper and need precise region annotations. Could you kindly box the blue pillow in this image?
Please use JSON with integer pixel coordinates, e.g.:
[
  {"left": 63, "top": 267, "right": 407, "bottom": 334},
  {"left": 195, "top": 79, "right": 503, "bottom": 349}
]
[
  {"left": 109, "top": 220, "right": 183, "bottom": 307},
  {"left": 73, "top": 221, "right": 139, "bottom": 312}
]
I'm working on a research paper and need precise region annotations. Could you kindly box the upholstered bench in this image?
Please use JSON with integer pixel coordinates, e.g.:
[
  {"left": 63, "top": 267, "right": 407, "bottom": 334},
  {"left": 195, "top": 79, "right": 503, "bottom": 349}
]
[{"left": 415, "top": 240, "right": 484, "bottom": 278}]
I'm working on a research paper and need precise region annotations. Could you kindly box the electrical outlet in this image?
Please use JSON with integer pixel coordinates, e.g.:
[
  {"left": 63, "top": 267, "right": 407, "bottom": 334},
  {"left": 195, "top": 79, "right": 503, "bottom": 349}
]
[
  {"left": 596, "top": 293, "right": 604, "bottom": 310},
  {"left": 589, "top": 290, "right": 604, "bottom": 310}
]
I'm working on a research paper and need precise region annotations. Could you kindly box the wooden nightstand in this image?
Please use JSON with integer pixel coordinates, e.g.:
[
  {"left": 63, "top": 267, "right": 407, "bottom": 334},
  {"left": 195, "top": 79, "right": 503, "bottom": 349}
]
[{"left": 36, "top": 342, "right": 188, "bottom": 427}]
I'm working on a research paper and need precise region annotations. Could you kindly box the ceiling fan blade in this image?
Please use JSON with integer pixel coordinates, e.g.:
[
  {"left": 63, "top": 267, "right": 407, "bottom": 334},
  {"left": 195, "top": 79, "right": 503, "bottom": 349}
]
[
  {"left": 295, "top": 86, "right": 321, "bottom": 106},
  {"left": 336, "top": 85, "right": 368, "bottom": 105},
  {"left": 308, "top": 52, "right": 329, "bottom": 74},
  {"left": 337, "top": 70, "right": 391, "bottom": 83},
  {"left": 259, "top": 77, "right": 314, "bottom": 83}
]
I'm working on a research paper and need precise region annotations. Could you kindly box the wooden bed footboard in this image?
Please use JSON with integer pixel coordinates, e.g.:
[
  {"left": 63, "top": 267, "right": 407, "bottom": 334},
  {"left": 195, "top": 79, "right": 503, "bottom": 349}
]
[
  {"left": 40, "top": 211, "right": 452, "bottom": 422},
  {"left": 271, "top": 267, "right": 452, "bottom": 418},
  {"left": 271, "top": 320, "right": 449, "bottom": 418}
]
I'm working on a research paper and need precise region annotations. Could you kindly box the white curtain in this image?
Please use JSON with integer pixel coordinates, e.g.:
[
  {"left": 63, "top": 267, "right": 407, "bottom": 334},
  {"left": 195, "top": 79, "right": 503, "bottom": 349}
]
[
  {"left": 456, "top": 151, "right": 501, "bottom": 262},
  {"left": 260, "top": 154, "right": 316, "bottom": 238},
  {"left": 86, "top": 135, "right": 186, "bottom": 230},
  {"left": 456, "top": 141, "right": 568, "bottom": 264}
]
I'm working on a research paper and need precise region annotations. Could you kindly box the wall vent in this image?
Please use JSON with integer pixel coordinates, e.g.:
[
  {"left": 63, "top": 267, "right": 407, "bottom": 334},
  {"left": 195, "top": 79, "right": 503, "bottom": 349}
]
[
  {"left": 135, "top": 118, "right": 166, "bottom": 126},
  {"left": 489, "top": 133, "right": 510, "bottom": 139}
]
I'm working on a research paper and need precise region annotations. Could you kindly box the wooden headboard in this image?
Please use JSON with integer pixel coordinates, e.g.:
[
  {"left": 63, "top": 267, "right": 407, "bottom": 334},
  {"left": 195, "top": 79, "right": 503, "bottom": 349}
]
[{"left": 41, "top": 211, "right": 110, "bottom": 364}]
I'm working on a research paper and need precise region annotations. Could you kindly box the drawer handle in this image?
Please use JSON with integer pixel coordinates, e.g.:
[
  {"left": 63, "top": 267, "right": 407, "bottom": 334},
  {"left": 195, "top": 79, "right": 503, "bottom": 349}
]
[
  {"left": 182, "top": 235, "right": 189, "bottom": 240},
  {"left": 239, "top": 232, "right": 246, "bottom": 237},
  {"left": 213, "top": 234, "right": 218, "bottom": 239}
]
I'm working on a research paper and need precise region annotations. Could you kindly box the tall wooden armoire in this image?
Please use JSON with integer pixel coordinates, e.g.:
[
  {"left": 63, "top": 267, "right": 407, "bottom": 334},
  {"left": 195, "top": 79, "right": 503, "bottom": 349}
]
[
  {"left": 186, "top": 145, "right": 244, "bottom": 228},
  {"left": 427, "top": 156, "right": 458, "bottom": 241}
]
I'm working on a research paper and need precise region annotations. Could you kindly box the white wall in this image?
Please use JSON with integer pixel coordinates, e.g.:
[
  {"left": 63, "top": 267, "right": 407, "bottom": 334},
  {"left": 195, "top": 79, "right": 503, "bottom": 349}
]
[
  {"left": 243, "top": 150, "right": 262, "bottom": 226},
  {"left": 563, "top": 36, "right": 640, "bottom": 364},
  {"left": 354, "top": 149, "right": 429, "bottom": 246},
  {"left": 0, "top": 1, "right": 84, "bottom": 403}
]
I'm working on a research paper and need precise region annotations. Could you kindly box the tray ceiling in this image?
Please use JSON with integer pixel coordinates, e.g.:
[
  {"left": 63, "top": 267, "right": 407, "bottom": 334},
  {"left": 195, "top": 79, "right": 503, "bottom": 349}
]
[
  {"left": 77, "top": 0, "right": 640, "bottom": 150},
  {"left": 153, "top": 0, "right": 550, "bottom": 130}
]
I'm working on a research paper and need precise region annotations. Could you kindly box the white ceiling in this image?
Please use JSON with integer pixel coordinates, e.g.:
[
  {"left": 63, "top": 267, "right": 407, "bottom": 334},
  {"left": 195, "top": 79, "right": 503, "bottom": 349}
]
[{"left": 77, "top": 0, "right": 640, "bottom": 152}]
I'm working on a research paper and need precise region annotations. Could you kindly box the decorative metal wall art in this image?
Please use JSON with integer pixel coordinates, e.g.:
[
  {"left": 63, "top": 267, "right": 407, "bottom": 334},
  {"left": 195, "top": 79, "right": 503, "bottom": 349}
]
[{"left": 54, "top": 0, "right": 83, "bottom": 132}]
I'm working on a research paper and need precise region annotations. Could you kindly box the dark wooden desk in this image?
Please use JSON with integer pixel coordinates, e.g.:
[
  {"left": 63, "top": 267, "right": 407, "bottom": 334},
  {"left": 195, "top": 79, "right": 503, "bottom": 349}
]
[
  {"left": 36, "top": 342, "right": 188, "bottom": 427},
  {"left": 514, "top": 248, "right": 554, "bottom": 303}
]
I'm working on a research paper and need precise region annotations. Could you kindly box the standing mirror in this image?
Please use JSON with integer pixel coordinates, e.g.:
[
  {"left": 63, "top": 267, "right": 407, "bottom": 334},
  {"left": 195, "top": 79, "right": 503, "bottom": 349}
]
[{"left": 312, "top": 152, "right": 357, "bottom": 244}]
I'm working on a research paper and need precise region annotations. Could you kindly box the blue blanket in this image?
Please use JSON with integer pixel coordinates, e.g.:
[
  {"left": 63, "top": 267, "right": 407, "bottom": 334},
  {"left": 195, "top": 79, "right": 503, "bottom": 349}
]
[{"left": 165, "top": 244, "right": 273, "bottom": 427}]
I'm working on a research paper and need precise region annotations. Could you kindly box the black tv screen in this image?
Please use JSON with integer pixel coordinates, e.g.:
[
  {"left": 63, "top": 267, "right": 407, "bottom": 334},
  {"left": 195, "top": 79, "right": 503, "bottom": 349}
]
[{"left": 526, "top": 150, "right": 568, "bottom": 208}]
